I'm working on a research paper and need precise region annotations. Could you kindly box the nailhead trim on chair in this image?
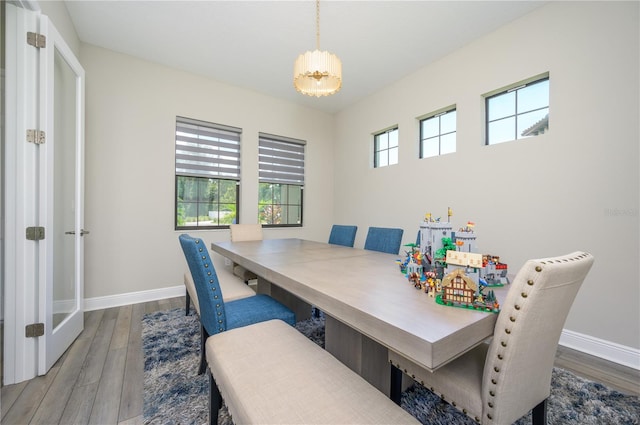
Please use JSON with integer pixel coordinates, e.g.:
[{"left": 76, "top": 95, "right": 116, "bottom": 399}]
[
  {"left": 485, "top": 264, "right": 544, "bottom": 424},
  {"left": 194, "top": 239, "right": 227, "bottom": 333}
]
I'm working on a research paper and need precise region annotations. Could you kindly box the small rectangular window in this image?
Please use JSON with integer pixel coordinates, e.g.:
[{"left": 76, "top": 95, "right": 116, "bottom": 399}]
[
  {"left": 175, "top": 117, "right": 240, "bottom": 229},
  {"left": 486, "top": 77, "right": 549, "bottom": 145},
  {"left": 420, "top": 108, "right": 456, "bottom": 158},
  {"left": 374, "top": 127, "right": 399, "bottom": 168},
  {"left": 258, "top": 133, "right": 305, "bottom": 227}
]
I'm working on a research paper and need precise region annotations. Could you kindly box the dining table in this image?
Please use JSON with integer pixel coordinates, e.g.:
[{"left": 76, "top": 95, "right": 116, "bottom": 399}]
[{"left": 210, "top": 238, "right": 509, "bottom": 397}]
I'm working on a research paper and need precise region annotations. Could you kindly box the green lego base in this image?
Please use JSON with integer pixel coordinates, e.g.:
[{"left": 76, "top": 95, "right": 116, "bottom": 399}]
[{"left": 435, "top": 294, "right": 500, "bottom": 314}]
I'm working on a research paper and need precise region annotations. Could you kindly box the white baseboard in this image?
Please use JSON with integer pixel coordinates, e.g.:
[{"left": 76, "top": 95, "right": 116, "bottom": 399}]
[
  {"left": 559, "top": 329, "right": 640, "bottom": 371},
  {"left": 82, "top": 286, "right": 640, "bottom": 371},
  {"left": 83, "top": 285, "right": 185, "bottom": 311}
]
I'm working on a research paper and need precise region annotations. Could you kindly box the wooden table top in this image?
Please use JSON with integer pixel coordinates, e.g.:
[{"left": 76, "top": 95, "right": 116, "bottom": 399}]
[{"left": 211, "top": 238, "right": 507, "bottom": 371}]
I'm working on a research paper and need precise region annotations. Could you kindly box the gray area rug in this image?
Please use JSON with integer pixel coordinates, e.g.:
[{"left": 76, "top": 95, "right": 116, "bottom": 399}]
[{"left": 143, "top": 308, "right": 639, "bottom": 425}]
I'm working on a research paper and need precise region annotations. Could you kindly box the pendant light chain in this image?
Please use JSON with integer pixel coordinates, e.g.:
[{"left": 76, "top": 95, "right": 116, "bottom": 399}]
[{"left": 316, "top": 0, "right": 320, "bottom": 51}]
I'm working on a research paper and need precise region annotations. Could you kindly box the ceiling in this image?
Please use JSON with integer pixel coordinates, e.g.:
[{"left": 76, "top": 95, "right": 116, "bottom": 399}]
[{"left": 64, "top": 0, "right": 546, "bottom": 114}]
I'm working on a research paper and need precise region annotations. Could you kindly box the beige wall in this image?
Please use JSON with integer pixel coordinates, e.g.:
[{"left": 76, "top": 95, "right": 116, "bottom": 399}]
[
  {"left": 80, "top": 44, "right": 335, "bottom": 299},
  {"left": 37, "top": 1, "right": 639, "bottom": 352},
  {"left": 333, "top": 1, "right": 639, "bottom": 349}
]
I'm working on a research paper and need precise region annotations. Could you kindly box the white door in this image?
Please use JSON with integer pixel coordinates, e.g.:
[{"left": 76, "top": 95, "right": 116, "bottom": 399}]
[{"left": 37, "top": 15, "right": 85, "bottom": 374}]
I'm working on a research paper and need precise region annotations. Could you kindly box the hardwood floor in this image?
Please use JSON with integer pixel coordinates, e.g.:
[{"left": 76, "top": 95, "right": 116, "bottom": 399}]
[{"left": 2, "top": 296, "right": 639, "bottom": 424}]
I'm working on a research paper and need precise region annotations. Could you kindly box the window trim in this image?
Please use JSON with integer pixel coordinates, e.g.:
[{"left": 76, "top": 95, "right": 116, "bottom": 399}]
[
  {"left": 373, "top": 126, "right": 399, "bottom": 168},
  {"left": 258, "top": 132, "right": 305, "bottom": 228},
  {"left": 174, "top": 116, "right": 242, "bottom": 230},
  {"left": 419, "top": 106, "right": 457, "bottom": 159},
  {"left": 484, "top": 74, "right": 549, "bottom": 145}
]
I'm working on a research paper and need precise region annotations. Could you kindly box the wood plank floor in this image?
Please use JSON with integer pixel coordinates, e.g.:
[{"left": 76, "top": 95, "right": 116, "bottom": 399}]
[{"left": 2, "top": 296, "right": 639, "bottom": 424}]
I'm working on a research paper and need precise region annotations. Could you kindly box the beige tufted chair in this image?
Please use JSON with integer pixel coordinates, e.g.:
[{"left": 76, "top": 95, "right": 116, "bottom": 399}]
[
  {"left": 389, "top": 251, "right": 594, "bottom": 425},
  {"left": 229, "top": 223, "right": 263, "bottom": 283}
]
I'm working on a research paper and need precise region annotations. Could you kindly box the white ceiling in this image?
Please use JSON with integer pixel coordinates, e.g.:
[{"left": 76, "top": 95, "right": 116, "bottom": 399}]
[{"left": 64, "top": 0, "right": 546, "bottom": 114}]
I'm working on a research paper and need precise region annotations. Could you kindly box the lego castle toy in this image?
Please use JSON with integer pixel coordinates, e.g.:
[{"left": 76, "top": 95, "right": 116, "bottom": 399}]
[{"left": 400, "top": 209, "right": 508, "bottom": 313}]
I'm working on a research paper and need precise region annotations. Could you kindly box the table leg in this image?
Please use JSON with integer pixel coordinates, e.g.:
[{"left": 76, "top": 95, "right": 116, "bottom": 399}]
[
  {"left": 325, "top": 315, "right": 390, "bottom": 396},
  {"left": 257, "top": 277, "right": 312, "bottom": 321},
  {"left": 390, "top": 364, "right": 403, "bottom": 405}
]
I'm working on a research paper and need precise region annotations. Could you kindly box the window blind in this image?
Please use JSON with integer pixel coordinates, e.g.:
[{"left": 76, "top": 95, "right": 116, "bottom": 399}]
[
  {"left": 175, "top": 116, "right": 241, "bottom": 180},
  {"left": 258, "top": 133, "right": 305, "bottom": 185}
]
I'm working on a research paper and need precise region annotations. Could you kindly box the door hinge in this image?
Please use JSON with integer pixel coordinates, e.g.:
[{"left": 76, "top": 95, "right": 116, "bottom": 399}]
[
  {"left": 27, "top": 129, "right": 46, "bottom": 144},
  {"left": 26, "top": 226, "right": 45, "bottom": 241},
  {"left": 27, "top": 32, "right": 46, "bottom": 48},
  {"left": 26, "top": 323, "right": 45, "bottom": 338}
]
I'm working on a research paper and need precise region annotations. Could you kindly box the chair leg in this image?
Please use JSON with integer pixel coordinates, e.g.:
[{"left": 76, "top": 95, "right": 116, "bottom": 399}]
[
  {"left": 532, "top": 399, "right": 548, "bottom": 425},
  {"left": 198, "top": 324, "right": 209, "bottom": 375},
  {"left": 390, "top": 363, "right": 403, "bottom": 405},
  {"left": 209, "top": 372, "right": 222, "bottom": 425},
  {"left": 185, "top": 288, "right": 191, "bottom": 316}
]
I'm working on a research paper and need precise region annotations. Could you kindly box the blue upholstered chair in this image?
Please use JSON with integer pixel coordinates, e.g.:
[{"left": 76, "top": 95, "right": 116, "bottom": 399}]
[
  {"left": 328, "top": 225, "right": 358, "bottom": 247},
  {"left": 179, "top": 234, "right": 296, "bottom": 374},
  {"left": 364, "top": 227, "right": 404, "bottom": 254}
]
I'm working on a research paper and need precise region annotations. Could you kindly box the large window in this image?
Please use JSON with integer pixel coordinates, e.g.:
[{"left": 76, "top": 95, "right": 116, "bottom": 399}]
[
  {"left": 373, "top": 127, "right": 398, "bottom": 168},
  {"left": 486, "top": 76, "right": 549, "bottom": 145},
  {"left": 258, "top": 133, "right": 305, "bottom": 227},
  {"left": 420, "top": 108, "right": 456, "bottom": 158},
  {"left": 175, "top": 117, "right": 241, "bottom": 229}
]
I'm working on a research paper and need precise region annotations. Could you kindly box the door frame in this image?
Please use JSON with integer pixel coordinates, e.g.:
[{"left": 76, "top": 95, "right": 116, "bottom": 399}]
[
  {"left": 3, "top": 1, "right": 41, "bottom": 385},
  {"left": 3, "top": 1, "right": 84, "bottom": 385}
]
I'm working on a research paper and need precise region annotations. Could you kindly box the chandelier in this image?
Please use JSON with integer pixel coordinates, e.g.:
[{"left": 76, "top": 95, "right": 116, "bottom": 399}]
[{"left": 293, "top": 0, "right": 342, "bottom": 97}]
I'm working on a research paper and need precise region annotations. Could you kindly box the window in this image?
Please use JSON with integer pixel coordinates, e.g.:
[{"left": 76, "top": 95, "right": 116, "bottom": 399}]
[
  {"left": 420, "top": 108, "right": 456, "bottom": 158},
  {"left": 374, "top": 127, "right": 398, "bottom": 168},
  {"left": 175, "top": 117, "right": 240, "bottom": 229},
  {"left": 486, "top": 77, "right": 549, "bottom": 145},
  {"left": 258, "top": 133, "right": 305, "bottom": 227}
]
